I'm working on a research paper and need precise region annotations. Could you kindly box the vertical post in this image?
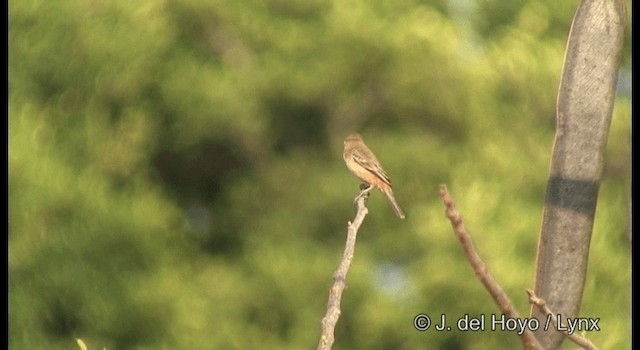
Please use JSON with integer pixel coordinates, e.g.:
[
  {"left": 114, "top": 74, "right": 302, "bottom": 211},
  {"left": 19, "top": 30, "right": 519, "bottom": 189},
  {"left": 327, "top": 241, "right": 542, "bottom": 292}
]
[{"left": 531, "top": 0, "right": 625, "bottom": 348}]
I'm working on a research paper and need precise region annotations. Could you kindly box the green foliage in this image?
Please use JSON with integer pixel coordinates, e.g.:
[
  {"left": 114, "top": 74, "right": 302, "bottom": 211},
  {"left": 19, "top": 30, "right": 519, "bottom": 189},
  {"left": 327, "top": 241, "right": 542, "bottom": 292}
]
[{"left": 10, "top": 0, "right": 631, "bottom": 349}]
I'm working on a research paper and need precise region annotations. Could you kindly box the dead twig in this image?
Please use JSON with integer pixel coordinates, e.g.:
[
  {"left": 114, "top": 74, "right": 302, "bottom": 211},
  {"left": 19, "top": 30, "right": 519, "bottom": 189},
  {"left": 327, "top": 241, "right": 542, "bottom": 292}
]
[
  {"left": 317, "top": 189, "right": 369, "bottom": 350},
  {"left": 527, "top": 290, "right": 598, "bottom": 350},
  {"left": 439, "top": 184, "right": 542, "bottom": 350}
]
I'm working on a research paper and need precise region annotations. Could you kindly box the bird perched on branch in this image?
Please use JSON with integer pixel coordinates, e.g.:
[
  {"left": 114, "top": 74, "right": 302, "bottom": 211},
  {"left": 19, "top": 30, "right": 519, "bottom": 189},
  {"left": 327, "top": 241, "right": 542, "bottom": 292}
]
[{"left": 343, "top": 133, "right": 405, "bottom": 219}]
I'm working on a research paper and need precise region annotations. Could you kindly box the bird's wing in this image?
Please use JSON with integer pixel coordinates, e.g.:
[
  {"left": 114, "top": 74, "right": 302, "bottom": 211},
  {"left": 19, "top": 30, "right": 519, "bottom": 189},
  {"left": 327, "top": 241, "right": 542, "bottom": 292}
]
[{"left": 351, "top": 150, "right": 392, "bottom": 187}]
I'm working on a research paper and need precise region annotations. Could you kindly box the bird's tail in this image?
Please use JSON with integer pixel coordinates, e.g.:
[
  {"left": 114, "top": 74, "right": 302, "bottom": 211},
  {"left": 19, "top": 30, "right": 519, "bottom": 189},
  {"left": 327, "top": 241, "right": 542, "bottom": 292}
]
[{"left": 383, "top": 188, "right": 405, "bottom": 219}]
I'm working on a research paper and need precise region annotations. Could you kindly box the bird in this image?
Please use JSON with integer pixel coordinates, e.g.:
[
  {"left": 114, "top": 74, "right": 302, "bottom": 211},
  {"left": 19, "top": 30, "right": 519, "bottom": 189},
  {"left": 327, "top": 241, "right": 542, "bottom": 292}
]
[{"left": 343, "top": 133, "right": 405, "bottom": 219}]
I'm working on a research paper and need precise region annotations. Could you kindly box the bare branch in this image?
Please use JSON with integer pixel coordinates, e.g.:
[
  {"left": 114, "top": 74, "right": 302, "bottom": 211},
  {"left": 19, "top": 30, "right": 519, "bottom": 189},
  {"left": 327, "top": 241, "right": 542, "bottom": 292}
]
[
  {"left": 317, "top": 190, "right": 369, "bottom": 350},
  {"left": 439, "top": 184, "right": 543, "bottom": 350},
  {"left": 76, "top": 339, "right": 88, "bottom": 350},
  {"left": 527, "top": 290, "right": 597, "bottom": 350}
]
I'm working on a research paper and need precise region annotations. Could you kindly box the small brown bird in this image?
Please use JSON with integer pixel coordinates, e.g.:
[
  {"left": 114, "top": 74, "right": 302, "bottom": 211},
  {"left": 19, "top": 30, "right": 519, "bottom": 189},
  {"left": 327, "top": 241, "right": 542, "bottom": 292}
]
[{"left": 343, "top": 133, "right": 405, "bottom": 219}]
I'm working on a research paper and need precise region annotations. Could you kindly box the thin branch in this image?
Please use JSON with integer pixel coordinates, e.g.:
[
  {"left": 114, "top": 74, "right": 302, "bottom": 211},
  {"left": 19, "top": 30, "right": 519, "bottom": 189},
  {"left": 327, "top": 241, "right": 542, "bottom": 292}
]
[
  {"left": 76, "top": 339, "right": 88, "bottom": 350},
  {"left": 439, "top": 184, "right": 543, "bottom": 350},
  {"left": 317, "top": 189, "right": 369, "bottom": 350},
  {"left": 527, "top": 290, "right": 598, "bottom": 350}
]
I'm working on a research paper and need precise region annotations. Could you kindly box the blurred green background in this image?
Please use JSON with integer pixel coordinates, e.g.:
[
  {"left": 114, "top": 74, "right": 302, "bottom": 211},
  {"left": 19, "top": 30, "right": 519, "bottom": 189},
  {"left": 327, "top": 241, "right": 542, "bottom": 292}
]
[{"left": 9, "top": 0, "right": 631, "bottom": 349}]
